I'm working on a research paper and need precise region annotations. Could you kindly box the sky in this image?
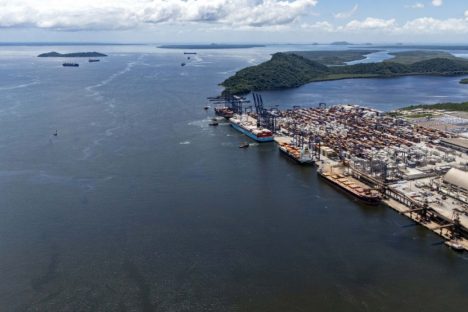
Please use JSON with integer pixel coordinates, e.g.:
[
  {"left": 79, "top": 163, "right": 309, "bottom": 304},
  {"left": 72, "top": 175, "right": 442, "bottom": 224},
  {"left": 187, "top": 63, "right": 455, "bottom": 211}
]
[{"left": 0, "top": 0, "right": 468, "bottom": 44}]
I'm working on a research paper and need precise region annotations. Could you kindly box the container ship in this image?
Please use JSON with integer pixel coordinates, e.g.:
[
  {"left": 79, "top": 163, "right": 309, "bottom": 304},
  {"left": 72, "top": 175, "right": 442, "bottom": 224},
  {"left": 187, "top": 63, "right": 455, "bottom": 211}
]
[
  {"left": 214, "top": 106, "right": 234, "bottom": 119},
  {"left": 62, "top": 62, "right": 79, "bottom": 67},
  {"left": 229, "top": 115, "right": 273, "bottom": 142},
  {"left": 318, "top": 170, "right": 381, "bottom": 204},
  {"left": 278, "top": 142, "right": 314, "bottom": 165}
]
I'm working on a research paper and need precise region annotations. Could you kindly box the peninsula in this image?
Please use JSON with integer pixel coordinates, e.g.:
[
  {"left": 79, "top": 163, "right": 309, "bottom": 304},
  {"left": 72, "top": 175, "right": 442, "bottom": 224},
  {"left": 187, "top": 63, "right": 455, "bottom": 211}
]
[
  {"left": 37, "top": 51, "right": 107, "bottom": 57},
  {"left": 221, "top": 50, "right": 468, "bottom": 95},
  {"left": 401, "top": 101, "right": 468, "bottom": 112}
]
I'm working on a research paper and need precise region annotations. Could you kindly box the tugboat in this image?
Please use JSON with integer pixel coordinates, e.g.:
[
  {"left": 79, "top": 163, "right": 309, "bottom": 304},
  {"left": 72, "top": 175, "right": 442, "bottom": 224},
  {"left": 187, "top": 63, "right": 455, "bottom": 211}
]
[
  {"left": 63, "top": 62, "right": 79, "bottom": 67},
  {"left": 209, "top": 118, "right": 219, "bottom": 126},
  {"left": 445, "top": 239, "right": 464, "bottom": 252}
]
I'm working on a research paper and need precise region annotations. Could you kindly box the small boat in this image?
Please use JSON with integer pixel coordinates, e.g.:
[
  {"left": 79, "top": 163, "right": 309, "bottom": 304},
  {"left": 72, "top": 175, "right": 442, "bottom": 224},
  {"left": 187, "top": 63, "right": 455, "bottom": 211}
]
[
  {"left": 181, "top": 62, "right": 186, "bottom": 67},
  {"left": 187, "top": 57, "right": 191, "bottom": 60},
  {"left": 239, "top": 142, "right": 250, "bottom": 148},
  {"left": 445, "top": 240, "right": 464, "bottom": 252},
  {"left": 88, "top": 59, "right": 100, "bottom": 62},
  {"left": 53, "top": 129, "right": 58, "bottom": 136},
  {"left": 209, "top": 121, "right": 219, "bottom": 126},
  {"left": 204, "top": 105, "right": 210, "bottom": 110},
  {"left": 63, "top": 63, "right": 79, "bottom": 67}
]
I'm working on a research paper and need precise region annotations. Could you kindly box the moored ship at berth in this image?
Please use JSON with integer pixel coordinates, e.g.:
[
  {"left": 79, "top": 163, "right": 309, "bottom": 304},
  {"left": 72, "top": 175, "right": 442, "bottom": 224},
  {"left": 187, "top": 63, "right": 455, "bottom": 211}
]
[
  {"left": 278, "top": 142, "right": 314, "bottom": 165},
  {"left": 318, "top": 170, "right": 382, "bottom": 204},
  {"left": 229, "top": 115, "right": 274, "bottom": 142}
]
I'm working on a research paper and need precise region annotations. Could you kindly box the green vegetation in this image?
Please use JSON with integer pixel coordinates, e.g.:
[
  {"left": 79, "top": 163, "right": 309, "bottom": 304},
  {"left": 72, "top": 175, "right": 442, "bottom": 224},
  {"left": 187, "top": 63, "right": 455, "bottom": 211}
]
[
  {"left": 288, "top": 50, "right": 376, "bottom": 65},
  {"left": 460, "top": 78, "right": 468, "bottom": 84},
  {"left": 401, "top": 102, "right": 468, "bottom": 112},
  {"left": 38, "top": 51, "right": 107, "bottom": 57},
  {"left": 384, "top": 51, "right": 459, "bottom": 64},
  {"left": 222, "top": 52, "right": 468, "bottom": 95}
]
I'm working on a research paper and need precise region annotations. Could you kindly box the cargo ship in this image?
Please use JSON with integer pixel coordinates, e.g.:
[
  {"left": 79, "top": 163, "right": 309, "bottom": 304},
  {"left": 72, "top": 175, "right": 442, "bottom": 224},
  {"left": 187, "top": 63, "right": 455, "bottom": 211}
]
[
  {"left": 214, "top": 106, "right": 234, "bottom": 119},
  {"left": 318, "top": 170, "right": 381, "bottom": 204},
  {"left": 278, "top": 142, "right": 314, "bottom": 165},
  {"left": 229, "top": 116, "right": 273, "bottom": 142},
  {"left": 62, "top": 62, "right": 79, "bottom": 67}
]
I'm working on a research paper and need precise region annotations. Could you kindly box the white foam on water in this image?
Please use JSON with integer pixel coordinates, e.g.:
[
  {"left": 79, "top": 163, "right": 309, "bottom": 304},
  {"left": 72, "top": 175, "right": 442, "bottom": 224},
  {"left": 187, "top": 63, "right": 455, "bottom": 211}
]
[
  {"left": 179, "top": 141, "right": 191, "bottom": 145},
  {"left": 0, "top": 80, "right": 39, "bottom": 91}
]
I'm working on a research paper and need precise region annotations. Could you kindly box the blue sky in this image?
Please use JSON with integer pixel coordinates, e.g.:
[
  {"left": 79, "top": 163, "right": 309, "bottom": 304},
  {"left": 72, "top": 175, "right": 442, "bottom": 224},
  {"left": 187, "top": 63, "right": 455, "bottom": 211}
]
[{"left": 0, "top": 0, "right": 467, "bottom": 43}]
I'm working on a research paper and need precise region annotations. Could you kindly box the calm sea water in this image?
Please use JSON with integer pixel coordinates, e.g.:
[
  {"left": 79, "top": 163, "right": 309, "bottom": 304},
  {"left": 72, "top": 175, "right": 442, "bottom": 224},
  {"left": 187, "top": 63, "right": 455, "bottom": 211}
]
[{"left": 0, "top": 44, "right": 467, "bottom": 311}]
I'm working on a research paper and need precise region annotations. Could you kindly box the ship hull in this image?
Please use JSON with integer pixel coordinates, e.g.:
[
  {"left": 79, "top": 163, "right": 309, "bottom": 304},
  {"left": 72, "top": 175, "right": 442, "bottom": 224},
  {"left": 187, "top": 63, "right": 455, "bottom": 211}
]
[
  {"left": 318, "top": 171, "right": 381, "bottom": 205},
  {"left": 279, "top": 146, "right": 314, "bottom": 165},
  {"left": 230, "top": 123, "right": 273, "bottom": 142}
]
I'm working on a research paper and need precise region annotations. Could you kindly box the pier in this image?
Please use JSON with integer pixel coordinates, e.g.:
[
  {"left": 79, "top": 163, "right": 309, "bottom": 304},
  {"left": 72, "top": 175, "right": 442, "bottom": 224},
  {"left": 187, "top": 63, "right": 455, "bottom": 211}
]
[{"left": 210, "top": 94, "right": 468, "bottom": 251}]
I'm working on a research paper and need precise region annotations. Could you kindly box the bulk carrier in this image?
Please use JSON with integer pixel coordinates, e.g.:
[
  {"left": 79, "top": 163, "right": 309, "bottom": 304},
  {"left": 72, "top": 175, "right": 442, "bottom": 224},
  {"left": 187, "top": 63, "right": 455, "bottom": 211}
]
[
  {"left": 229, "top": 115, "right": 274, "bottom": 142},
  {"left": 318, "top": 170, "right": 382, "bottom": 204}
]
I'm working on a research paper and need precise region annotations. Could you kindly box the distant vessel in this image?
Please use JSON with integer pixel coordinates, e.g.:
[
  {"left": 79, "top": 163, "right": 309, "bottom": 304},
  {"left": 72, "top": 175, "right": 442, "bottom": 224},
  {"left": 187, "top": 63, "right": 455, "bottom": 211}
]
[
  {"left": 317, "top": 171, "right": 381, "bottom": 204},
  {"left": 62, "top": 63, "right": 79, "bottom": 67},
  {"left": 229, "top": 115, "right": 273, "bottom": 142},
  {"left": 278, "top": 142, "right": 314, "bottom": 165},
  {"left": 239, "top": 142, "right": 250, "bottom": 149},
  {"left": 181, "top": 62, "right": 186, "bottom": 67},
  {"left": 88, "top": 59, "right": 100, "bottom": 62},
  {"left": 184, "top": 52, "right": 197, "bottom": 55},
  {"left": 209, "top": 121, "right": 219, "bottom": 126}
]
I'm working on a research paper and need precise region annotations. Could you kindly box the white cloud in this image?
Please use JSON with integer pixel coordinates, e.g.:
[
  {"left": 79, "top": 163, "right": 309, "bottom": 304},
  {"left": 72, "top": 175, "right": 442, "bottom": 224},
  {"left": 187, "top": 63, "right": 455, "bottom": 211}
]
[
  {"left": 401, "top": 17, "right": 468, "bottom": 33},
  {"left": 342, "top": 17, "right": 396, "bottom": 31},
  {"left": 334, "top": 4, "right": 358, "bottom": 19},
  {"left": 0, "top": 0, "right": 318, "bottom": 30},
  {"left": 405, "top": 3, "right": 425, "bottom": 9},
  {"left": 336, "top": 14, "right": 468, "bottom": 34},
  {"left": 432, "top": 0, "right": 443, "bottom": 7}
]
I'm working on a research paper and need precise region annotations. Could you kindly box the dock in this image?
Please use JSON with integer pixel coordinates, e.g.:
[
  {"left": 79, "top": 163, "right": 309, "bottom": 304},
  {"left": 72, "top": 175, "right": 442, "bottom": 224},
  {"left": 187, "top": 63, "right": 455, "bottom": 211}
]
[{"left": 211, "top": 93, "right": 468, "bottom": 251}]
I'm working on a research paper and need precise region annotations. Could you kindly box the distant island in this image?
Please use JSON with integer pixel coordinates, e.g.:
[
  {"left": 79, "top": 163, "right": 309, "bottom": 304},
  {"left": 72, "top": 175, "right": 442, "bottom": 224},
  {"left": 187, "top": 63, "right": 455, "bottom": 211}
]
[
  {"left": 221, "top": 50, "right": 468, "bottom": 95},
  {"left": 460, "top": 78, "right": 468, "bottom": 84},
  {"left": 37, "top": 51, "right": 107, "bottom": 57},
  {"left": 158, "top": 44, "right": 265, "bottom": 49},
  {"left": 330, "top": 41, "right": 353, "bottom": 45}
]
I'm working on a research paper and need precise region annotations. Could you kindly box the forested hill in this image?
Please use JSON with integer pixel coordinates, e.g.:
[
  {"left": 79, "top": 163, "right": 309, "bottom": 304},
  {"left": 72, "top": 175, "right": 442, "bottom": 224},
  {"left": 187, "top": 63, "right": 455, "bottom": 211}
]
[{"left": 221, "top": 52, "right": 468, "bottom": 95}]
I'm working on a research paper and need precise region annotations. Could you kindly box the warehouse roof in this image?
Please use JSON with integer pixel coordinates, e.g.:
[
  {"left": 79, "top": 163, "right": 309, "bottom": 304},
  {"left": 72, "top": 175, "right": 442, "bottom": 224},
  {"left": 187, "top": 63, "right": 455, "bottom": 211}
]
[{"left": 443, "top": 168, "right": 468, "bottom": 191}]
